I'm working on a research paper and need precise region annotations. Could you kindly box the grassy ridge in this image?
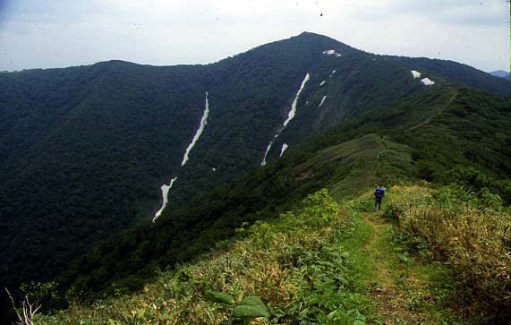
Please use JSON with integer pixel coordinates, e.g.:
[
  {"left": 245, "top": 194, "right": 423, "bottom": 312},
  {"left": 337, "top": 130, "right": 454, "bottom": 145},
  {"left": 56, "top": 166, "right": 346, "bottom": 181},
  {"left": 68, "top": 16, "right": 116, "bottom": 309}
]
[
  {"left": 34, "top": 184, "right": 510, "bottom": 324},
  {"left": 34, "top": 190, "right": 377, "bottom": 324}
]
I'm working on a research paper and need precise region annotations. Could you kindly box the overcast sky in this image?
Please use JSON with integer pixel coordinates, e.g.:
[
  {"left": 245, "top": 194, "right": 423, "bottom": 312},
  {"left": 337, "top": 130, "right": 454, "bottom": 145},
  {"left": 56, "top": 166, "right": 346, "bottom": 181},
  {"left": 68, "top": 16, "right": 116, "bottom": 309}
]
[{"left": 0, "top": 0, "right": 509, "bottom": 72}]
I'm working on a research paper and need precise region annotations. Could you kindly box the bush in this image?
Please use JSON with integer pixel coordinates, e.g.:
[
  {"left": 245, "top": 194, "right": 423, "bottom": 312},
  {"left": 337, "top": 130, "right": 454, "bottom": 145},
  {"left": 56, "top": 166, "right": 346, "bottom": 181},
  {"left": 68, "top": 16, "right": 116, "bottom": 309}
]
[{"left": 397, "top": 186, "right": 511, "bottom": 321}]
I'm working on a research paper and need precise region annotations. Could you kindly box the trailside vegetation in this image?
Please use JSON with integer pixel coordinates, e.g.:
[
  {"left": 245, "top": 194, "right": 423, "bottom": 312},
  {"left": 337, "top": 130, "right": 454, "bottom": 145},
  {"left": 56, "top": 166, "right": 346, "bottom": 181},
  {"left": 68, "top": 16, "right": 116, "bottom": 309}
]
[
  {"left": 385, "top": 185, "right": 511, "bottom": 323},
  {"left": 34, "top": 190, "right": 379, "bottom": 324}
]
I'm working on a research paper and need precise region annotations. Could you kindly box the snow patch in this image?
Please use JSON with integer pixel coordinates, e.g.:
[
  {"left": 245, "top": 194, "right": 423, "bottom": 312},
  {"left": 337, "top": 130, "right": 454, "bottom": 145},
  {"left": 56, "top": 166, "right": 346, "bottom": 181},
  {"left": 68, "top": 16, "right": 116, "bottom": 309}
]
[
  {"left": 320, "top": 80, "right": 326, "bottom": 87},
  {"left": 261, "top": 73, "right": 310, "bottom": 166},
  {"left": 411, "top": 70, "right": 421, "bottom": 79},
  {"left": 421, "top": 77, "right": 435, "bottom": 86},
  {"left": 153, "top": 177, "right": 178, "bottom": 223},
  {"left": 280, "top": 143, "right": 289, "bottom": 157},
  {"left": 283, "top": 73, "right": 310, "bottom": 129},
  {"left": 181, "top": 92, "right": 210, "bottom": 166},
  {"left": 261, "top": 140, "right": 274, "bottom": 166},
  {"left": 322, "top": 49, "right": 342, "bottom": 57},
  {"left": 154, "top": 91, "right": 212, "bottom": 222},
  {"left": 318, "top": 96, "right": 327, "bottom": 108}
]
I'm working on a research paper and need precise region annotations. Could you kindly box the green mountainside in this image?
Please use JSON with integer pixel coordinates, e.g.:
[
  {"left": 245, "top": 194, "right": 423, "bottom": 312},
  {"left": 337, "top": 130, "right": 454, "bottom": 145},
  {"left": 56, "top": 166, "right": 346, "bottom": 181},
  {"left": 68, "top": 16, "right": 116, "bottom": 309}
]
[
  {"left": 31, "top": 85, "right": 507, "bottom": 324},
  {"left": 1, "top": 32, "right": 510, "bottom": 323},
  {"left": 29, "top": 84, "right": 511, "bottom": 323}
]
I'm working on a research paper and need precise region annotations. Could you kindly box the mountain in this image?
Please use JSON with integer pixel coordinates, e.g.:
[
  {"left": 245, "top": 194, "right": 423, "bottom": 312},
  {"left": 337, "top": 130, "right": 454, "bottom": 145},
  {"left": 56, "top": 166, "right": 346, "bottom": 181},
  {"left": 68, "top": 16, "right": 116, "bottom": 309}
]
[
  {"left": 489, "top": 70, "right": 510, "bottom": 80},
  {"left": 1, "top": 32, "right": 509, "bottom": 307},
  {"left": 58, "top": 85, "right": 511, "bottom": 299}
]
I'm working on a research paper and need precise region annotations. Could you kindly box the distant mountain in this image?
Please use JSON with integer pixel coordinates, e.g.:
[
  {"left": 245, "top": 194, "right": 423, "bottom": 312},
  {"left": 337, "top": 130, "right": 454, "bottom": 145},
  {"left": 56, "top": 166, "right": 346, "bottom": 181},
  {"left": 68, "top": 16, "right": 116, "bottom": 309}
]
[
  {"left": 0, "top": 31, "right": 509, "bottom": 300},
  {"left": 489, "top": 70, "right": 510, "bottom": 80}
]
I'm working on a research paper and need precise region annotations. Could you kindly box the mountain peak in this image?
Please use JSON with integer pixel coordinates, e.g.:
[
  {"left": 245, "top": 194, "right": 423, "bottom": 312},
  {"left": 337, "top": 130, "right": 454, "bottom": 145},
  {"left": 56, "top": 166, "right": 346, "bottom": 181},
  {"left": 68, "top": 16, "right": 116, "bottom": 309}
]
[
  {"left": 287, "top": 31, "right": 357, "bottom": 54},
  {"left": 295, "top": 31, "right": 344, "bottom": 43},
  {"left": 297, "top": 31, "right": 326, "bottom": 38}
]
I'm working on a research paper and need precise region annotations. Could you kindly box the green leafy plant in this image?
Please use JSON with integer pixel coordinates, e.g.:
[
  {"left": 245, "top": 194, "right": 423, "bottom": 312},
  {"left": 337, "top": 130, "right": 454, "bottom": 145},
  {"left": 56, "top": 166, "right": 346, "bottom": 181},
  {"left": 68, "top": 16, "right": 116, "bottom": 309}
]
[{"left": 205, "top": 291, "right": 271, "bottom": 324}]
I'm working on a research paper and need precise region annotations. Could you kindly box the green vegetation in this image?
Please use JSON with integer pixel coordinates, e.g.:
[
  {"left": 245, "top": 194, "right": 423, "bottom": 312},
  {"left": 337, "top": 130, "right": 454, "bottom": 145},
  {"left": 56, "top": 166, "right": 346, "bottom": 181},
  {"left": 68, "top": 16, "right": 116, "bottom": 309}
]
[
  {"left": 1, "top": 32, "right": 510, "bottom": 324},
  {"left": 30, "top": 83, "right": 509, "bottom": 323},
  {"left": 385, "top": 185, "right": 511, "bottom": 323},
  {"left": 34, "top": 190, "right": 376, "bottom": 324},
  {"left": 349, "top": 190, "right": 463, "bottom": 324},
  {"left": 57, "top": 133, "right": 413, "bottom": 300},
  {"left": 389, "top": 56, "right": 510, "bottom": 97},
  {"left": 32, "top": 184, "right": 511, "bottom": 324},
  {"left": 1, "top": 32, "right": 445, "bottom": 297}
]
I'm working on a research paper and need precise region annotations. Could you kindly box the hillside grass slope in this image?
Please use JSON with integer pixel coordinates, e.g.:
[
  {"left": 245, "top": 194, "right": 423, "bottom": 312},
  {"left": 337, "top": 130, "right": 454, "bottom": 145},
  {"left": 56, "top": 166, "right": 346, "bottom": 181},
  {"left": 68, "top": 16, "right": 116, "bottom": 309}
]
[{"left": 32, "top": 184, "right": 511, "bottom": 324}]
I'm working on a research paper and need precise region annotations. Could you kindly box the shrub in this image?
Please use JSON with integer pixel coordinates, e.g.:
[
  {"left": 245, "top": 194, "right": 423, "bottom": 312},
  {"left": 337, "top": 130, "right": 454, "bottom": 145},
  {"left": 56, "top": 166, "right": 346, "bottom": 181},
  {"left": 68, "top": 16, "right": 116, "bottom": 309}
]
[{"left": 397, "top": 186, "right": 511, "bottom": 321}]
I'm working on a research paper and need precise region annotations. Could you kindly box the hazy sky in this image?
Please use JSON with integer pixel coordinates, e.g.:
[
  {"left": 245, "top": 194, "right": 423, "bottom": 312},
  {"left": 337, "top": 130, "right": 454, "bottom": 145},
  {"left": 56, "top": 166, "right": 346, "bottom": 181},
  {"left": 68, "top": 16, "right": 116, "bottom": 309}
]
[{"left": 0, "top": 0, "right": 509, "bottom": 72}]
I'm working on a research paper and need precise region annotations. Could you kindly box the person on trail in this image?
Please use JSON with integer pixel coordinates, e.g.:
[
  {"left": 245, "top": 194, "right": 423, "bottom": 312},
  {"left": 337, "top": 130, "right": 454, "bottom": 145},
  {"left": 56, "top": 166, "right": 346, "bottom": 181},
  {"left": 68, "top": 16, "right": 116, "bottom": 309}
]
[{"left": 374, "top": 185, "right": 385, "bottom": 210}]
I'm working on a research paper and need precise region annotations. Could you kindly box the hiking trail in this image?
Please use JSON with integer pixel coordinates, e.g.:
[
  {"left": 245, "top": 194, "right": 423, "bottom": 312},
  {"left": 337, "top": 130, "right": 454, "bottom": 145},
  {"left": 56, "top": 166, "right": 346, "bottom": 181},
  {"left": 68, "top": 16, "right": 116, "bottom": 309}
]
[{"left": 346, "top": 209, "right": 461, "bottom": 324}]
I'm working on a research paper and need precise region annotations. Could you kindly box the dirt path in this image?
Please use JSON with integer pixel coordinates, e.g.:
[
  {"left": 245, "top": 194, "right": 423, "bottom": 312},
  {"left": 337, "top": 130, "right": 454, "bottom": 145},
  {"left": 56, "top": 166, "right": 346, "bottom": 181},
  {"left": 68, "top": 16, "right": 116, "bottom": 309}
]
[{"left": 360, "top": 212, "right": 457, "bottom": 324}]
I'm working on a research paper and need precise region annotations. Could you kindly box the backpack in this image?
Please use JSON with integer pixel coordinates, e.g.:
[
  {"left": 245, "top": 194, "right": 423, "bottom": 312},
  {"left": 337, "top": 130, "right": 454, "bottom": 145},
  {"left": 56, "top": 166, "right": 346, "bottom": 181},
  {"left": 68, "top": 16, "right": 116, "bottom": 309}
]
[{"left": 375, "top": 188, "right": 385, "bottom": 199}]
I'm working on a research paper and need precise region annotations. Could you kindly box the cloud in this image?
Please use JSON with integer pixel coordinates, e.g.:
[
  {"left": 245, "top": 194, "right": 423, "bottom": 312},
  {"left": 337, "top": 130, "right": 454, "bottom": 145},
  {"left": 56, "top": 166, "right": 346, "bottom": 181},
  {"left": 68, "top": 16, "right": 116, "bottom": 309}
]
[
  {"left": 0, "top": 0, "right": 508, "bottom": 72},
  {"left": 355, "top": 0, "right": 509, "bottom": 26}
]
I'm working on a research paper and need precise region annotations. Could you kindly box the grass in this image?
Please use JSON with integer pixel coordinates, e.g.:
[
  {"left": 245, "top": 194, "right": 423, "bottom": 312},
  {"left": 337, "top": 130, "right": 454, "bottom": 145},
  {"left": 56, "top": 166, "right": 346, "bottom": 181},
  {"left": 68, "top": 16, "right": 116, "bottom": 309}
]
[
  {"left": 345, "top": 192, "right": 463, "bottom": 324},
  {"left": 31, "top": 184, "right": 508, "bottom": 324},
  {"left": 33, "top": 190, "right": 377, "bottom": 324},
  {"left": 380, "top": 185, "right": 511, "bottom": 323}
]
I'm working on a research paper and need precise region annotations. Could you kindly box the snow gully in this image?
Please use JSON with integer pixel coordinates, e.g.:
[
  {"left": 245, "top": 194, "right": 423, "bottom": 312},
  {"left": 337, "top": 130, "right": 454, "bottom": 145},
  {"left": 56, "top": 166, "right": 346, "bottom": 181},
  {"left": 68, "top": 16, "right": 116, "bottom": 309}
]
[
  {"left": 261, "top": 73, "right": 310, "bottom": 166},
  {"left": 153, "top": 92, "right": 210, "bottom": 222},
  {"left": 181, "top": 92, "right": 210, "bottom": 167}
]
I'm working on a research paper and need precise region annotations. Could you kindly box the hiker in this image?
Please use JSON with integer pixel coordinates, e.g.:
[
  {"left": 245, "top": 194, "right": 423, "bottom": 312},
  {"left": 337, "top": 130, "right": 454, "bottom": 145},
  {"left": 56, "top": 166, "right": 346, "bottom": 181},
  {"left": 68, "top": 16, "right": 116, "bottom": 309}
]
[{"left": 374, "top": 185, "right": 385, "bottom": 210}]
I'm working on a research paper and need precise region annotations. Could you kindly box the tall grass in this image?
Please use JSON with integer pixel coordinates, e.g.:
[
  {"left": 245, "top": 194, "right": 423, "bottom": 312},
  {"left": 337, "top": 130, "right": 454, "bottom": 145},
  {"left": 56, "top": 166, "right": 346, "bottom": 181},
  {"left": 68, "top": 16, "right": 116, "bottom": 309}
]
[{"left": 386, "top": 185, "right": 511, "bottom": 322}]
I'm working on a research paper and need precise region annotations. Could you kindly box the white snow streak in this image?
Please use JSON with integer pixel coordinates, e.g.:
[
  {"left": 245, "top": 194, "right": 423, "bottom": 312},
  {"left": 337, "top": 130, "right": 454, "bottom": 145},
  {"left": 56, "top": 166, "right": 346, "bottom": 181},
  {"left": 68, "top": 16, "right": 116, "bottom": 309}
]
[
  {"left": 153, "top": 177, "right": 178, "bottom": 223},
  {"left": 283, "top": 73, "right": 310, "bottom": 128},
  {"left": 261, "top": 73, "right": 311, "bottom": 166},
  {"left": 261, "top": 140, "right": 274, "bottom": 166},
  {"left": 181, "top": 92, "right": 210, "bottom": 166},
  {"left": 322, "top": 49, "right": 342, "bottom": 57},
  {"left": 280, "top": 143, "right": 289, "bottom": 157},
  {"left": 421, "top": 78, "right": 435, "bottom": 86},
  {"left": 320, "top": 80, "right": 326, "bottom": 87},
  {"left": 154, "top": 91, "right": 211, "bottom": 222},
  {"left": 318, "top": 96, "right": 327, "bottom": 108},
  {"left": 411, "top": 70, "right": 421, "bottom": 79}
]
